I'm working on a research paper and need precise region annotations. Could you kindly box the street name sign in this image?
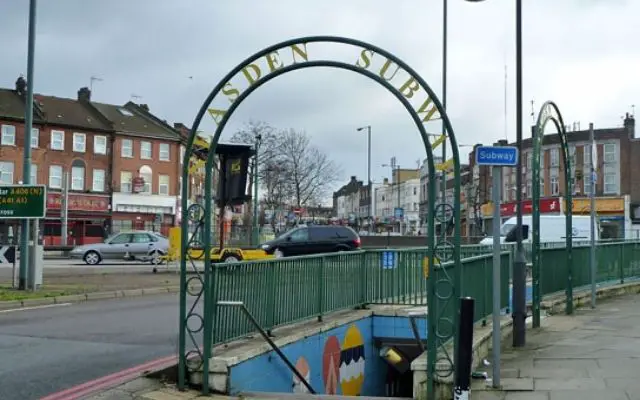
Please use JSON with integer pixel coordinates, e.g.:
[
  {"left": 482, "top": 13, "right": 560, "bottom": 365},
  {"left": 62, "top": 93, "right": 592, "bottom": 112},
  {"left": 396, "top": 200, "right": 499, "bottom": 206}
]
[
  {"left": 0, "top": 185, "right": 47, "bottom": 218},
  {"left": 475, "top": 146, "right": 519, "bottom": 167}
]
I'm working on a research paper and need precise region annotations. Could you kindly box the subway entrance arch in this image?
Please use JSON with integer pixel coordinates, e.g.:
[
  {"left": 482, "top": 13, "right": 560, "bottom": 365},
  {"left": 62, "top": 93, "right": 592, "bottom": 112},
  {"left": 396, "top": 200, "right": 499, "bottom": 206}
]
[{"left": 178, "top": 36, "right": 464, "bottom": 397}]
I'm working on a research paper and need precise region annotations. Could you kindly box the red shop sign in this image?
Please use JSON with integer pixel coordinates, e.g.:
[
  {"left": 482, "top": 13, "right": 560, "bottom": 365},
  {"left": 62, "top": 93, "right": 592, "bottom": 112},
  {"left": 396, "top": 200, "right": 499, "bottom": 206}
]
[
  {"left": 500, "top": 198, "right": 560, "bottom": 217},
  {"left": 47, "top": 193, "right": 109, "bottom": 212}
]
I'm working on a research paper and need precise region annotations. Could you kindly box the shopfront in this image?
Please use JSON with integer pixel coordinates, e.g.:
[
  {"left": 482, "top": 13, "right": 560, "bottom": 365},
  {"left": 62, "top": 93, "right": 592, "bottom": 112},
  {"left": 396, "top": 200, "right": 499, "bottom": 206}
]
[
  {"left": 111, "top": 192, "right": 177, "bottom": 236},
  {"left": 481, "top": 197, "right": 562, "bottom": 234},
  {"left": 568, "top": 197, "right": 627, "bottom": 239},
  {"left": 44, "top": 192, "right": 111, "bottom": 246}
]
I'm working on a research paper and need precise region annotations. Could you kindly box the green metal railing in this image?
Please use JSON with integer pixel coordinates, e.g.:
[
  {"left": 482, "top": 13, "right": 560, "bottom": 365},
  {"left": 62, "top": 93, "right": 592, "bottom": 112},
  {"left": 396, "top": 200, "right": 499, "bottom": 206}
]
[
  {"left": 211, "top": 248, "right": 512, "bottom": 345},
  {"left": 209, "top": 240, "right": 640, "bottom": 346}
]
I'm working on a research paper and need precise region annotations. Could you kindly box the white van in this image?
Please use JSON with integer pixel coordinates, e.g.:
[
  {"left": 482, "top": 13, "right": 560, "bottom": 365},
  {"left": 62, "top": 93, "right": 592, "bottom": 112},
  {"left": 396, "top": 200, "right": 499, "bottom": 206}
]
[{"left": 479, "top": 215, "right": 596, "bottom": 245}]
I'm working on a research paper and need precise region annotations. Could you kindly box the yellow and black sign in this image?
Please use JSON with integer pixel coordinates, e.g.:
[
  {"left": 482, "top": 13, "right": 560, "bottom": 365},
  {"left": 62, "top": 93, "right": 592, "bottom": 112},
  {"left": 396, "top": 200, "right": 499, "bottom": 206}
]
[{"left": 216, "top": 144, "right": 254, "bottom": 207}]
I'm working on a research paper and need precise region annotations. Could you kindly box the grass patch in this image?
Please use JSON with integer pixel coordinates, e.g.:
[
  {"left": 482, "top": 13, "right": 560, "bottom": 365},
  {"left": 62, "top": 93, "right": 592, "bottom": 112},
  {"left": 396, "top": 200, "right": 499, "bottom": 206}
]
[{"left": 0, "top": 285, "right": 90, "bottom": 301}]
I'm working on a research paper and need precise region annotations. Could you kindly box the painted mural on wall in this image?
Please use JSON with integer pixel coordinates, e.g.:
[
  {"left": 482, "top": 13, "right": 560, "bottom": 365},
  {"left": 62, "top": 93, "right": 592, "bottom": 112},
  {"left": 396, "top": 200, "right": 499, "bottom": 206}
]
[
  {"left": 322, "top": 336, "right": 341, "bottom": 394},
  {"left": 339, "top": 325, "right": 366, "bottom": 395},
  {"left": 292, "top": 356, "right": 311, "bottom": 393},
  {"left": 229, "top": 318, "right": 386, "bottom": 396}
]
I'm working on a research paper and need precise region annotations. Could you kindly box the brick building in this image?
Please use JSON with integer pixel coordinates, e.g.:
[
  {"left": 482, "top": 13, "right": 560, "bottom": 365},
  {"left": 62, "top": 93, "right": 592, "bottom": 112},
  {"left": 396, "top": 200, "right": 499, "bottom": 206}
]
[
  {"left": 86, "top": 95, "right": 182, "bottom": 235},
  {"left": 0, "top": 79, "right": 187, "bottom": 245},
  {"left": 0, "top": 78, "right": 113, "bottom": 246},
  {"left": 473, "top": 114, "right": 638, "bottom": 239}
]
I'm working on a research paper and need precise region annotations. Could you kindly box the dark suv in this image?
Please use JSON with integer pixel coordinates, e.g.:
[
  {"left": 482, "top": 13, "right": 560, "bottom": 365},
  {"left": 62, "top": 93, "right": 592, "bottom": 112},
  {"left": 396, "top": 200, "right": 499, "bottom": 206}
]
[{"left": 260, "top": 225, "right": 361, "bottom": 258}]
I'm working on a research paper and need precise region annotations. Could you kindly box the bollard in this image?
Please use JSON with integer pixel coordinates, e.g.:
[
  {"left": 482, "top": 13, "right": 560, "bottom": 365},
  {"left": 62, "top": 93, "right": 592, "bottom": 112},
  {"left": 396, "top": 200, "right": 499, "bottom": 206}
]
[{"left": 454, "top": 297, "right": 475, "bottom": 400}]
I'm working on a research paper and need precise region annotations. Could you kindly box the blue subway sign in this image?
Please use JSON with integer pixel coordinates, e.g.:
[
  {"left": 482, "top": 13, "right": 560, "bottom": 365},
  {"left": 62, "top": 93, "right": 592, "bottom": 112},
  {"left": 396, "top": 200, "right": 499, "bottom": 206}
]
[{"left": 475, "top": 146, "right": 519, "bottom": 166}]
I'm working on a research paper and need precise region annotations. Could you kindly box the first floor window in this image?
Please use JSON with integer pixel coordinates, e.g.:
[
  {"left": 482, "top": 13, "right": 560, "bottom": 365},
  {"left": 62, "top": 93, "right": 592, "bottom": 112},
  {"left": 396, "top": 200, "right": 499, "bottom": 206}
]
[
  {"left": 158, "top": 175, "right": 169, "bottom": 195},
  {"left": 0, "top": 162, "right": 14, "bottom": 184},
  {"left": 120, "top": 171, "right": 132, "bottom": 193},
  {"left": 93, "top": 169, "right": 105, "bottom": 192},
  {"left": 49, "top": 165, "right": 63, "bottom": 188},
  {"left": 71, "top": 166, "right": 85, "bottom": 191}
]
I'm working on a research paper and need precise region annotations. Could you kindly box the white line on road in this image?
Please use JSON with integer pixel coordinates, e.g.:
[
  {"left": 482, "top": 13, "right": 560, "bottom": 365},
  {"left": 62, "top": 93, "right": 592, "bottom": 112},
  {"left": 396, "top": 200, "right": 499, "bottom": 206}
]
[{"left": 0, "top": 302, "right": 72, "bottom": 314}]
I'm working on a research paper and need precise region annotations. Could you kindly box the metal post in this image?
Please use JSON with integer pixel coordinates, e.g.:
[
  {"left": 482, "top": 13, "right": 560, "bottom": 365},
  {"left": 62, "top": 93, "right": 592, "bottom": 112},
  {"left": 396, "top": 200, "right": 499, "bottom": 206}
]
[
  {"left": 441, "top": 0, "right": 448, "bottom": 241},
  {"left": 61, "top": 171, "right": 69, "bottom": 246},
  {"left": 19, "top": 0, "right": 38, "bottom": 290},
  {"left": 512, "top": 0, "right": 526, "bottom": 347},
  {"left": 367, "top": 126, "right": 372, "bottom": 233},
  {"left": 589, "top": 122, "right": 596, "bottom": 308},
  {"left": 454, "top": 297, "right": 474, "bottom": 400},
  {"left": 491, "top": 165, "right": 502, "bottom": 387},
  {"left": 397, "top": 166, "right": 402, "bottom": 234},
  {"left": 252, "top": 135, "right": 260, "bottom": 246}
]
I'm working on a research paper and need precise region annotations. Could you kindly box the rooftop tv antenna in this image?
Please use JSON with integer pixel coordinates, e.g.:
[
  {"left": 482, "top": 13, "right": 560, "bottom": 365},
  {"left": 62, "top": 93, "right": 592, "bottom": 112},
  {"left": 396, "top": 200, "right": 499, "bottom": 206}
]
[{"left": 90, "top": 76, "right": 103, "bottom": 92}]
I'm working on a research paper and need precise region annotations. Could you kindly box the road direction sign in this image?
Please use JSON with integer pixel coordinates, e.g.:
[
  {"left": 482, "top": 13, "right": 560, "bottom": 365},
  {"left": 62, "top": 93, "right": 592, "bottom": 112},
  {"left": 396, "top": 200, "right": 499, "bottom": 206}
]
[
  {"left": 475, "top": 146, "right": 519, "bottom": 167},
  {"left": 0, "top": 245, "right": 15, "bottom": 264},
  {"left": 0, "top": 185, "right": 46, "bottom": 218}
]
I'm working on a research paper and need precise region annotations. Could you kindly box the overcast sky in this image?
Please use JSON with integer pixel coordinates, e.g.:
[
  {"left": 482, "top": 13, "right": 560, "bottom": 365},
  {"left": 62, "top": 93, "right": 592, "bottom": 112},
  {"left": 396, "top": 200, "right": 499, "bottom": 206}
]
[{"left": 1, "top": 0, "right": 638, "bottom": 189}]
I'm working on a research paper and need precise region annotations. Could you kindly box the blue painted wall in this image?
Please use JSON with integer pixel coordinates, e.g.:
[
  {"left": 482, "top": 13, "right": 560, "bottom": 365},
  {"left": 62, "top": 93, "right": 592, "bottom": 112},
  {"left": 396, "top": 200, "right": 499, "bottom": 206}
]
[
  {"left": 229, "top": 317, "right": 387, "bottom": 396},
  {"left": 372, "top": 316, "right": 427, "bottom": 340}
]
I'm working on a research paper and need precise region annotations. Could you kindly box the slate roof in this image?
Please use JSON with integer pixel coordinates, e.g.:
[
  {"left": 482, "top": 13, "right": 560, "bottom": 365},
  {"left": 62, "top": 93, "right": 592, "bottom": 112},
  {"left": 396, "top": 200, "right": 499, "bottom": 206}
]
[
  {"left": 90, "top": 102, "right": 180, "bottom": 141},
  {"left": 0, "top": 89, "right": 26, "bottom": 120},
  {"left": 33, "top": 94, "right": 112, "bottom": 131}
]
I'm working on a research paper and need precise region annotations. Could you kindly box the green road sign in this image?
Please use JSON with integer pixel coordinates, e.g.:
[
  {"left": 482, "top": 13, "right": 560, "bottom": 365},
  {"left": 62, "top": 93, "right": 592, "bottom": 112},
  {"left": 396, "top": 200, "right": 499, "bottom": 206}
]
[{"left": 0, "top": 185, "right": 46, "bottom": 219}]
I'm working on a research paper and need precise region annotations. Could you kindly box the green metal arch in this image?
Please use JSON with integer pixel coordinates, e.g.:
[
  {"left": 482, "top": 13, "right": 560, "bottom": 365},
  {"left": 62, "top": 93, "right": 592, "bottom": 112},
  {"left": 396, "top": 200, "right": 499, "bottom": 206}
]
[
  {"left": 531, "top": 100, "right": 573, "bottom": 328},
  {"left": 178, "top": 36, "right": 463, "bottom": 397}
]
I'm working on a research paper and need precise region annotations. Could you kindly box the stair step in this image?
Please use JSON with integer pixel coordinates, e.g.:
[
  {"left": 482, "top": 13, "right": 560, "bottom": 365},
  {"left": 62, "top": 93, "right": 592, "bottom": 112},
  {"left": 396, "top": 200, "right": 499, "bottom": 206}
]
[{"left": 240, "top": 392, "right": 411, "bottom": 400}]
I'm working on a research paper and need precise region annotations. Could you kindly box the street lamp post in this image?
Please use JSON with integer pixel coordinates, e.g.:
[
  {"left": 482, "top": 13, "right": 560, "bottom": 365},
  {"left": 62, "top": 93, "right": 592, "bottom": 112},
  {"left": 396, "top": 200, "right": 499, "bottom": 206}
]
[
  {"left": 357, "top": 126, "right": 372, "bottom": 232},
  {"left": 252, "top": 134, "right": 262, "bottom": 246},
  {"left": 19, "top": 0, "right": 38, "bottom": 290},
  {"left": 464, "top": 0, "right": 526, "bottom": 346}
]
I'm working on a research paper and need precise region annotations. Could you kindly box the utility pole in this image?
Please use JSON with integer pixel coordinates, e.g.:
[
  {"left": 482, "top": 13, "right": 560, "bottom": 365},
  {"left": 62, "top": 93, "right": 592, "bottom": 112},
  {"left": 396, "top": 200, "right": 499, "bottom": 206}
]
[
  {"left": 252, "top": 134, "right": 261, "bottom": 246},
  {"left": 61, "top": 171, "right": 69, "bottom": 246},
  {"left": 512, "top": 0, "right": 527, "bottom": 347},
  {"left": 19, "top": 0, "right": 38, "bottom": 290},
  {"left": 589, "top": 123, "right": 597, "bottom": 308}
]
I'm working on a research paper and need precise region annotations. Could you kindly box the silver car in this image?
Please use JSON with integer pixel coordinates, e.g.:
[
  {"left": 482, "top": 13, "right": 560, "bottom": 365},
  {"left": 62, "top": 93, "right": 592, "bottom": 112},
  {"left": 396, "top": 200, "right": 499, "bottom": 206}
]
[{"left": 70, "top": 231, "right": 169, "bottom": 265}]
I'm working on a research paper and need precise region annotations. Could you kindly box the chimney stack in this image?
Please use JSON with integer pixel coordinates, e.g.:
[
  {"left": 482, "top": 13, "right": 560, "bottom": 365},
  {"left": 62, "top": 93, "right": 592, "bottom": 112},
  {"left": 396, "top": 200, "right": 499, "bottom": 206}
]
[
  {"left": 624, "top": 112, "right": 636, "bottom": 139},
  {"left": 140, "top": 104, "right": 149, "bottom": 112},
  {"left": 15, "top": 76, "right": 27, "bottom": 95},
  {"left": 77, "top": 87, "right": 91, "bottom": 102}
]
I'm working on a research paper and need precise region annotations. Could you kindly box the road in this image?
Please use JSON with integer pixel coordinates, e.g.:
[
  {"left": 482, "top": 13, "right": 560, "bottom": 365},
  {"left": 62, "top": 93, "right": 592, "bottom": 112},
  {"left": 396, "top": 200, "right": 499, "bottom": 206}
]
[{"left": 0, "top": 293, "right": 192, "bottom": 400}]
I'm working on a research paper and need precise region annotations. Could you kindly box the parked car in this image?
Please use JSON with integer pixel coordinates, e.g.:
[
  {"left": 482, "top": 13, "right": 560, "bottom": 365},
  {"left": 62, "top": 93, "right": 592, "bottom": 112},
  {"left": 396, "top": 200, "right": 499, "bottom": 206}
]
[
  {"left": 70, "top": 230, "right": 169, "bottom": 265},
  {"left": 259, "top": 225, "right": 361, "bottom": 258}
]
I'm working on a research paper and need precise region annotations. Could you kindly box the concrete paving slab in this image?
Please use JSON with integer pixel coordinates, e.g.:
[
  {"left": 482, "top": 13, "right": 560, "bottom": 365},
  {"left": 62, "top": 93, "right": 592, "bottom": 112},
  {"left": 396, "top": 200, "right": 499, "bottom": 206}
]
[
  {"left": 547, "top": 389, "right": 630, "bottom": 400},
  {"left": 534, "top": 378, "right": 606, "bottom": 391}
]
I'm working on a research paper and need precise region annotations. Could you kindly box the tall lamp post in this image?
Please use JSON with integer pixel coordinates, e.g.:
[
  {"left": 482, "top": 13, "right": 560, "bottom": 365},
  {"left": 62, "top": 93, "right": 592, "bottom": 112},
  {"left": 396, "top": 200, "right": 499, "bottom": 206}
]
[
  {"left": 464, "top": 0, "right": 526, "bottom": 346},
  {"left": 357, "top": 126, "right": 372, "bottom": 232},
  {"left": 252, "top": 133, "right": 262, "bottom": 246}
]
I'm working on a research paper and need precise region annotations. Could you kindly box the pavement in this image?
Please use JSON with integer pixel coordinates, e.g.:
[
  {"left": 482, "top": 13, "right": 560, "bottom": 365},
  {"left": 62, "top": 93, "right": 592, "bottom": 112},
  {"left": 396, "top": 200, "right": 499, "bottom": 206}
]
[
  {"left": 0, "top": 292, "right": 195, "bottom": 400},
  {"left": 472, "top": 293, "right": 640, "bottom": 400}
]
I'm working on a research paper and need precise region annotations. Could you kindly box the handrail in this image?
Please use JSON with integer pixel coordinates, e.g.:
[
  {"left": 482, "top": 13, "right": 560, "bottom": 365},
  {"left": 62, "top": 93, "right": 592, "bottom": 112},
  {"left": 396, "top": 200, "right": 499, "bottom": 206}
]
[{"left": 217, "top": 301, "right": 316, "bottom": 394}]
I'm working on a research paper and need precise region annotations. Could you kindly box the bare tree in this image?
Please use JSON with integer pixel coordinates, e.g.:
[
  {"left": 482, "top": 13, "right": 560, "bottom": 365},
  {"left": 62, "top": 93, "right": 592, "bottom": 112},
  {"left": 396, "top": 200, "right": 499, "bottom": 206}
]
[{"left": 277, "top": 129, "right": 341, "bottom": 207}]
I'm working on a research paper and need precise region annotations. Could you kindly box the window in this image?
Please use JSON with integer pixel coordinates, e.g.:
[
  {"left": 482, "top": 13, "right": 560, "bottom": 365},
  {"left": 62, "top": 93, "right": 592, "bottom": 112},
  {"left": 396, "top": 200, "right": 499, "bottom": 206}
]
[
  {"left": 117, "top": 108, "right": 134, "bottom": 117},
  {"left": 583, "top": 144, "right": 592, "bottom": 166},
  {"left": 71, "top": 166, "right": 85, "bottom": 190},
  {"left": 132, "top": 233, "right": 152, "bottom": 243},
  {"left": 140, "top": 165, "right": 152, "bottom": 194},
  {"left": 584, "top": 173, "right": 592, "bottom": 195},
  {"left": 120, "top": 171, "right": 133, "bottom": 193},
  {"left": 604, "top": 164, "right": 618, "bottom": 194},
  {"left": 30, "top": 164, "right": 37, "bottom": 184},
  {"left": 121, "top": 139, "right": 133, "bottom": 157},
  {"left": 109, "top": 233, "right": 132, "bottom": 244},
  {"left": 51, "top": 130, "right": 64, "bottom": 150},
  {"left": 413, "top": 187, "right": 417, "bottom": 195},
  {"left": 158, "top": 175, "right": 169, "bottom": 195},
  {"left": 1, "top": 125, "right": 15, "bottom": 146},
  {"left": 288, "top": 228, "right": 309, "bottom": 241},
  {"left": 0, "top": 162, "right": 14, "bottom": 184},
  {"left": 159, "top": 143, "right": 170, "bottom": 161},
  {"left": 49, "top": 165, "right": 63, "bottom": 188},
  {"left": 73, "top": 133, "right": 86, "bottom": 152},
  {"left": 550, "top": 148, "right": 559, "bottom": 167},
  {"left": 540, "top": 176, "right": 545, "bottom": 196},
  {"left": 31, "top": 128, "right": 39, "bottom": 148},
  {"left": 141, "top": 141, "right": 152, "bottom": 159},
  {"left": 526, "top": 180, "right": 532, "bottom": 198},
  {"left": 180, "top": 146, "right": 186, "bottom": 164},
  {"left": 93, "top": 169, "right": 105, "bottom": 192},
  {"left": 551, "top": 175, "right": 559, "bottom": 196},
  {"left": 94, "top": 135, "right": 107, "bottom": 155},
  {"left": 604, "top": 143, "right": 616, "bottom": 163},
  {"left": 526, "top": 152, "right": 532, "bottom": 170}
]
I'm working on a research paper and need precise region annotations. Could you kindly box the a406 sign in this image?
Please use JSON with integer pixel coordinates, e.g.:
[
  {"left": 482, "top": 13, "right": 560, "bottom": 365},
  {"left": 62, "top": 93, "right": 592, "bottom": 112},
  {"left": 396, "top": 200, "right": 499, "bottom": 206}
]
[{"left": 0, "top": 185, "right": 47, "bottom": 218}]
